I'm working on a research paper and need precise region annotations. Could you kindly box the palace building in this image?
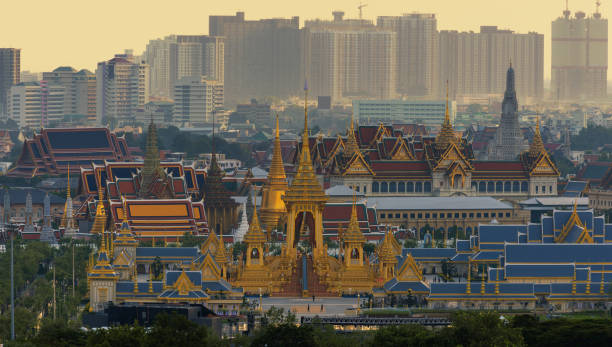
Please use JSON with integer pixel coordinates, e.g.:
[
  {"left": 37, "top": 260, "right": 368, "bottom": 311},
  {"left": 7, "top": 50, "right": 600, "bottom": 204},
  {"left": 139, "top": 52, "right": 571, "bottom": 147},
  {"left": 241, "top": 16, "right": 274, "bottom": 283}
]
[
  {"left": 88, "top": 221, "right": 242, "bottom": 313},
  {"left": 394, "top": 204, "right": 612, "bottom": 312},
  {"left": 77, "top": 121, "right": 209, "bottom": 239},
  {"left": 9, "top": 127, "right": 133, "bottom": 177},
  {"left": 286, "top": 69, "right": 559, "bottom": 201}
]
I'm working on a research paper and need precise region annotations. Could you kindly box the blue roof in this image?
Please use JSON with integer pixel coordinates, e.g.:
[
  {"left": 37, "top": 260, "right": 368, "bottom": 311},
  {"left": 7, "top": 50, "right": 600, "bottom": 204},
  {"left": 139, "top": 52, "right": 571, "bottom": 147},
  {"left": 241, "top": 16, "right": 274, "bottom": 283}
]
[
  {"left": 165, "top": 270, "right": 202, "bottom": 286},
  {"left": 456, "top": 240, "right": 471, "bottom": 252},
  {"left": 202, "top": 279, "right": 233, "bottom": 292},
  {"left": 479, "top": 225, "right": 525, "bottom": 246},
  {"left": 553, "top": 210, "right": 594, "bottom": 231},
  {"left": 505, "top": 264, "right": 574, "bottom": 278},
  {"left": 528, "top": 224, "right": 542, "bottom": 242},
  {"left": 505, "top": 244, "right": 612, "bottom": 263},
  {"left": 403, "top": 248, "right": 456, "bottom": 261},
  {"left": 451, "top": 253, "right": 472, "bottom": 262},
  {"left": 384, "top": 278, "right": 429, "bottom": 293},
  {"left": 116, "top": 281, "right": 163, "bottom": 295},
  {"left": 159, "top": 289, "right": 208, "bottom": 299},
  {"left": 534, "top": 284, "right": 550, "bottom": 293},
  {"left": 472, "top": 251, "right": 503, "bottom": 261},
  {"left": 564, "top": 181, "right": 588, "bottom": 193}
]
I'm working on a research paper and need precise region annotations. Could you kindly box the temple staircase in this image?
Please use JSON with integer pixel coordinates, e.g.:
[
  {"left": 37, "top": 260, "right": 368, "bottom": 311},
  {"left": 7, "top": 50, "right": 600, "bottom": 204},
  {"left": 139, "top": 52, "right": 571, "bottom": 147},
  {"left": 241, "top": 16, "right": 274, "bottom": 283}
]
[
  {"left": 272, "top": 256, "right": 303, "bottom": 297},
  {"left": 305, "top": 255, "right": 335, "bottom": 297}
]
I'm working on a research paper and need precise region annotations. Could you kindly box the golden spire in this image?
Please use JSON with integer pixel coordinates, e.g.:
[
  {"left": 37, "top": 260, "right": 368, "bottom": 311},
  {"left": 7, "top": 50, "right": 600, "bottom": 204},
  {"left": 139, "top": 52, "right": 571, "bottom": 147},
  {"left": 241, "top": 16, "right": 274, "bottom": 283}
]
[
  {"left": 260, "top": 114, "right": 289, "bottom": 233},
  {"left": 344, "top": 112, "right": 360, "bottom": 159},
  {"left": 480, "top": 266, "right": 486, "bottom": 295},
  {"left": 214, "top": 231, "right": 229, "bottom": 265},
  {"left": 268, "top": 114, "right": 287, "bottom": 183},
  {"left": 344, "top": 195, "right": 365, "bottom": 243},
  {"left": 528, "top": 117, "right": 545, "bottom": 157},
  {"left": 435, "top": 80, "right": 456, "bottom": 150},
  {"left": 245, "top": 192, "right": 266, "bottom": 244},
  {"left": 284, "top": 81, "right": 327, "bottom": 204}
]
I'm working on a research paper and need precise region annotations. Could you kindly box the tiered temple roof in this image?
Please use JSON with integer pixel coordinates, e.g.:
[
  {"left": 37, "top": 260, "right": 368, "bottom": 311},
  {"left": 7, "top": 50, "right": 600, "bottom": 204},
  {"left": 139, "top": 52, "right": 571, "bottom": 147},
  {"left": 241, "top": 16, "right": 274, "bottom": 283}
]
[
  {"left": 78, "top": 123, "right": 208, "bottom": 239},
  {"left": 10, "top": 127, "right": 132, "bottom": 177}
]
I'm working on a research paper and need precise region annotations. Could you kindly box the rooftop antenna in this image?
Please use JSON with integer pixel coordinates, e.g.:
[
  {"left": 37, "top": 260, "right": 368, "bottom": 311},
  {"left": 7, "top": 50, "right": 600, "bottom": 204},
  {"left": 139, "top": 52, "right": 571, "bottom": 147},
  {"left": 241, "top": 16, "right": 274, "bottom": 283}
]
[
  {"left": 358, "top": 1, "right": 368, "bottom": 20},
  {"left": 595, "top": 0, "right": 602, "bottom": 18},
  {"left": 564, "top": 0, "right": 571, "bottom": 18}
]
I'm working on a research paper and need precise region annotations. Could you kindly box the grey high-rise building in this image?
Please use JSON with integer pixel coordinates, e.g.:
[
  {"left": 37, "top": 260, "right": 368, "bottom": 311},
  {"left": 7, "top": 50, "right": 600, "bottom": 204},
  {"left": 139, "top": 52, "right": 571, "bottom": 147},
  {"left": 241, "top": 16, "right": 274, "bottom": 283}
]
[
  {"left": 551, "top": 7, "right": 608, "bottom": 101},
  {"left": 306, "top": 11, "right": 397, "bottom": 101},
  {"left": 42, "top": 67, "right": 96, "bottom": 122},
  {"left": 96, "top": 53, "right": 149, "bottom": 126},
  {"left": 145, "top": 35, "right": 224, "bottom": 99},
  {"left": 439, "top": 27, "right": 544, "bottom": 100},
  {"left": 377, "top": 13, "right": 438, "bottom": 97},
  {"left": 209, "top": 12, "right": 304, "bottom": 105},
  {"left": 488, "top": 65, "right": 527, "bottom": 161},
  {"left": 0, "top": 48, "right": 21, "bottom": 116}
]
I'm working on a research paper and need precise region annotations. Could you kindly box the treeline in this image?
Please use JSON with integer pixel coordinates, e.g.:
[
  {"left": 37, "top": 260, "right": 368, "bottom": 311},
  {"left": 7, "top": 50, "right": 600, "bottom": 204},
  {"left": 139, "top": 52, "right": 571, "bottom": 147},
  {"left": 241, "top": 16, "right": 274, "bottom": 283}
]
[
  {"left": 122, "top": 126, "right": 265, "bottom": 165},
  {"left": 0, "top": 240, "right": 92, "bottom": 341},
  {"left": 571, "top": 125, "right": 612, "bottom": 151},
  {"left": 4, "top": 311, "right": 612, "bottom": 346}
]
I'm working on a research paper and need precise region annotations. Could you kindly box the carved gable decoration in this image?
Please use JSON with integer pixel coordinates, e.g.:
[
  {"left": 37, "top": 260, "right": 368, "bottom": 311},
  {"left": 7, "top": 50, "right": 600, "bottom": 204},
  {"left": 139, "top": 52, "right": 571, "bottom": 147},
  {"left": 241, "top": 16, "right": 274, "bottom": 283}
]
[
  {"left": 174, "top": 271, "right": 197, "bottom": 295},
  {"left": 113, "top": 250, "right": 132, "bottom": 266},
  {"left": 391, "top": 138, "right": 415, "bottom": 161},
  {"left": 343, "top": 153, "right": 374, "bottom": 176},
  {"left": 199, "top": 252, "right": 221, "bottom": 281},
  {"left": 397, "top": 253, "right": 424, "bottom": 282},
  {"left": 370, "top": 124, "right": 391, "bottom": 146},
  {"left": 530, "top": 153, "right": 559, "bottom": 176},
  {"left": 434, "top": 143, "right": 472, "bottom": 171}
]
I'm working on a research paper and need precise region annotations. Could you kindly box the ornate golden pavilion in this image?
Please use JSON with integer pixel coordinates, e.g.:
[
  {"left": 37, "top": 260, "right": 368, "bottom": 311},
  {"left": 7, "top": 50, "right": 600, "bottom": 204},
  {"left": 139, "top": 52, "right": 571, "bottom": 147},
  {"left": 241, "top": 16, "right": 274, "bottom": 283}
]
[{"left": 232, "top": 86, "right": 406, "bottom": 296}]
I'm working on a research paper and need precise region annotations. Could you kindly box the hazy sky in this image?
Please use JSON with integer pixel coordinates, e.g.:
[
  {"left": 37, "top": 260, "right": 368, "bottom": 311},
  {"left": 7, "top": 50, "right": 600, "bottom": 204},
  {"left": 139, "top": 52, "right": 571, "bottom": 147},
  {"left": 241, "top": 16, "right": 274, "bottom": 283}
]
[{"left": 1, "top": 0, "right": 607, "bottom": 79}]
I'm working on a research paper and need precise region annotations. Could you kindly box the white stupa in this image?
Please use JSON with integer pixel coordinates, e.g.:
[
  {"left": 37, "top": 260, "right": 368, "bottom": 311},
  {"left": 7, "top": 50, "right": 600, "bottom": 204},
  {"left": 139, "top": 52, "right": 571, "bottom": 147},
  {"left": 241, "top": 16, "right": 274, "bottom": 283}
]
[{"left": 234, "top": 202, "right": 249, "bottom": 243}]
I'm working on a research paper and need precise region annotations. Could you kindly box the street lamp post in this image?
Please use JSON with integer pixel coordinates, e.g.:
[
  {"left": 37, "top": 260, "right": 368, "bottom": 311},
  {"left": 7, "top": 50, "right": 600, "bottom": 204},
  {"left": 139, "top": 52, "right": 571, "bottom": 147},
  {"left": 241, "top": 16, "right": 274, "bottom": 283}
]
[{"left": 9, "top": 223, "right": 15, "bottom": 340}]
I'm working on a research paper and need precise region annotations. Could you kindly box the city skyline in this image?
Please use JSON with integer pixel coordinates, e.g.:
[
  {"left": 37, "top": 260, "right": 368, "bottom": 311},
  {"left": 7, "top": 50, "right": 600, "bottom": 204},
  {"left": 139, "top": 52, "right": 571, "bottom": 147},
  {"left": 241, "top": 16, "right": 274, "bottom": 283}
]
[{"left": 0, "top": 0, "right": 607, "bottom": 81}]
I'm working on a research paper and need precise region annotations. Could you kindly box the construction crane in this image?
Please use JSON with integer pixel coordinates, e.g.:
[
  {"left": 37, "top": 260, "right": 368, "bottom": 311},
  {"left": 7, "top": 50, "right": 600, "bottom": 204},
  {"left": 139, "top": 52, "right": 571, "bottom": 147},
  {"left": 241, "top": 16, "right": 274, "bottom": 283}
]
[{"left": 358, "top": 2, "right": 368, "bottom": 20}]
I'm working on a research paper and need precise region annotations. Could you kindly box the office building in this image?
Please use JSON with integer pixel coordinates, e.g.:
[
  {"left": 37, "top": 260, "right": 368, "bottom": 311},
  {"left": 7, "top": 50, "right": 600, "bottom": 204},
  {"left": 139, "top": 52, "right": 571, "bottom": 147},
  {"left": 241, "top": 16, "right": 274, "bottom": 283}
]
[
  {"left": 439, "top": 27, "right": 544, "bottom": 100},
  {"left": 352, "top": 99, "right": 455, "bottom": 126},
  {"left": 176, "top": 35, "right": 224, "bottom": 83},
  {"left": 96, "top": 53, "right": 149, "bottom": 126},
  {"left": 172, "top": 77, "right": 223, "bottom": 126},
  {"left": 209, "top": 12, "right": 304, "bottom": 105},
  {"left": 551, "top": 6, "right": 608, "bottom": 100},
  {"left": 306, "top": 12, "right": 397, "bottom": 101},
  {"left": 235, "top": 99, "right": 271, "bottom": 127},
  {"left": 0, "top": 48, "right": 20, "bottom": 116},
  {"left": 7, "top": 81, "right": 65, "bottom": 128},
  {"left": 20, "top": 71, "right": 41, "bottom": 83},
  {"left": 145, "top": 35, "right": 224, "bottom": 99},
  {"left": 377, "top": 13, "right": 438, "bottom": 97},
  {"left": 42, "top": 67, "right": 96, "bottom": 122}
]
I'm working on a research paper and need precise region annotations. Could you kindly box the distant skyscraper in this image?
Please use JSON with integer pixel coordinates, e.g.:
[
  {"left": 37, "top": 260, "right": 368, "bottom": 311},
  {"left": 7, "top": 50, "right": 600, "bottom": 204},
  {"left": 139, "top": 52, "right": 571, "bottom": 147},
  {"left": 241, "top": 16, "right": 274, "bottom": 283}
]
[
  {"left": 172, "top": 77, "right": 223, "bottom": 125},
  {"left": 96, "top": 53, "right": 149, "bottom": 125},
  {"left": 488, "top": 65, "right": 527, "bottom": 161},
  {"left": 551, "top": 6, "right": 608, "bottom": 100},
  {"left": 8, "top": 81, "right": 66, "bottom": 128},
  {"left": 306, "top": 12, "right": 396, "bottom": 101},
  {"left": 43, "top": 67, "right": 96, "bottom": 122},
  {"left": 439, "top": 27, "right": 544, "bottom": 100},
  {"left": 145, "top": 35, "right": 224, "bottom": 99},
  {"left": 209, "top": 12, "right": 304, "bottom": 105},
  {"left": 377, "top": 13, "right": 438, "bottom": 97},
  {"left": 0, "top": 48, "right": 20, "bottom": 116}
]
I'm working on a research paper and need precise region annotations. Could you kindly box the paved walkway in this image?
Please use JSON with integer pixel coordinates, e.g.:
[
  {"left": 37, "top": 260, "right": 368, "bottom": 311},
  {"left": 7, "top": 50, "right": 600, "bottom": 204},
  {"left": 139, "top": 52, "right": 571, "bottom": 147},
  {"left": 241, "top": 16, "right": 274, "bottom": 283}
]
[{"left": 255, "top": 297, "right": 362, "bottom": 317}]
